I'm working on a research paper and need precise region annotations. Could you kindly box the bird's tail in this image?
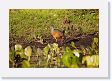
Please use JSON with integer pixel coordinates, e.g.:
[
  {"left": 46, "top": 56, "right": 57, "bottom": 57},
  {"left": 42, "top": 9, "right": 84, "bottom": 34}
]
[{"left": 62, "top": 29, "right": 65, "bottom": 35}]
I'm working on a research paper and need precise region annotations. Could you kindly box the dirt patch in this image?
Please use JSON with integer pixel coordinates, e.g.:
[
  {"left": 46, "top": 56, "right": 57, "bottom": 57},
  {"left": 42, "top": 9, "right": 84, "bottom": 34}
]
[{"left": 9, "top": 33, "right": 97, "bottom": 49}]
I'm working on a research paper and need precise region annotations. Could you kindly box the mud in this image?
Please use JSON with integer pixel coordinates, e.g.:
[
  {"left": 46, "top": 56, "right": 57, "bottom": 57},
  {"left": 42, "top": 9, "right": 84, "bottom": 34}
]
[{"left": 9, "top": 33, "right": 97, "bottom": 49}]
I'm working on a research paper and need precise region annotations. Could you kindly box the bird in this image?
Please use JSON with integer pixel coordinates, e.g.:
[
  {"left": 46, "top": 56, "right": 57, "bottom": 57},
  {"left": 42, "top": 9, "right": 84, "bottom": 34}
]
[{"left": 50, "top": 26, "right": 65, "bottom": 42}]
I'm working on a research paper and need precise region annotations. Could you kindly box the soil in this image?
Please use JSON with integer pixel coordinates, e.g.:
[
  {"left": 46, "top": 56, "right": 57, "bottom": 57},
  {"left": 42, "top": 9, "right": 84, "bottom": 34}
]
[{"left": 9, "top": 33, "right": 97, "bottom": 49}]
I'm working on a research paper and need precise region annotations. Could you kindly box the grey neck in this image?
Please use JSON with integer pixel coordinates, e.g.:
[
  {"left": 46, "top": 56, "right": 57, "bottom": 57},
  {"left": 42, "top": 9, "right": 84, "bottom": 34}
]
[{"left": 51, "top": 27, "right": 54, "bottom": 33}]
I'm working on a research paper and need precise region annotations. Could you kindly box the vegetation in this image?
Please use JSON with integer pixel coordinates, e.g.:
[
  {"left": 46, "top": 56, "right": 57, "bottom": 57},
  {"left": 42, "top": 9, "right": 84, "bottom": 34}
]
[
  {"left": 9, "top": 9, "right": 99, "bottom": 68},
  {"left": 9, "top": 37, "right": 99, "bottom": 68}
]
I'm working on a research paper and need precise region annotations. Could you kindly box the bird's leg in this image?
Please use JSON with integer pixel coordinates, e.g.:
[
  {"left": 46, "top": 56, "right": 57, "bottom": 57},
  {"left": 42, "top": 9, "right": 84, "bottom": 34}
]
[
  {"left": 54, "top": 37, "right": 57, "bottom": 42},
  {"left": 56, "top": 39, "right": 57, "bottom": 42}
]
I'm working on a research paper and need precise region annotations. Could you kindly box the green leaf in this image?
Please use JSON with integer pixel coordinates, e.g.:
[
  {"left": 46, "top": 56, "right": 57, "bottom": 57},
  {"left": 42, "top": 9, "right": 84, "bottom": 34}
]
[
  {"left": 52, "top": 43, "right": 58, "bottom": 48},
  {"left": 93, "top": 38, "right": 98, "bottom": 44},
  {"left": 62, "top": 54, "right": 71, "bottom": 67},
  {"left": 62, "top": 47, "right": 79, "bottom": 68},
  {"left": 71, "top": 64, "right": 79, "bottom": 68},
  {"left": 65, "top": 47, "right": 72, "bottom": 54},
  {"left": 82, "top": 55, "right": 99, "bottom": 67},
  {"left": 91, "top": 55, "right": 99, "bottom": 67},
  {"left": 24, "top": 46, "right": 32, "bottom": 56},
  {"left": 15, "top": 44, "right": 22, "bottom": 52},
  {"left": 24, "top": 46, "right": 32, "bottom": 61},
  {"left": 52, "top": 43, "right": 59, "bottom": 51},
  {"left": 92, "top": 37, "right": 99, "bottom": 50},
  {"left": 73, "top": 49, "right": 81, "bottom": 57},
  {"left": 62, "top": 54, "right": 79, "bottom": 68},
  {"left": 71, "top": 42, "right": 76, "bottom": 48},
  {"left": 43, "top": 45, "right": 50, "bottom": 55},
  {"left": 21, "top": 60, "right": 30, "bottom": 68},
  {"left": 56, "top": 48, "right": 60, "bottom": 54}
]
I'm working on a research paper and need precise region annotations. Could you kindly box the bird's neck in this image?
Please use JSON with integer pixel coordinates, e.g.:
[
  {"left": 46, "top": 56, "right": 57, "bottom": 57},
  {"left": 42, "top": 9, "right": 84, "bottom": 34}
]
[{"left": 51, "top": 27, "right": 54, "bottom": 33}]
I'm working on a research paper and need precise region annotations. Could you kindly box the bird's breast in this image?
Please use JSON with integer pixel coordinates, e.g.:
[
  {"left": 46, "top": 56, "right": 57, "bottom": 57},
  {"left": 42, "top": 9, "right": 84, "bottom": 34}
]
[{"left": 52, "top": 31, "right": 62, "bottom": 38}]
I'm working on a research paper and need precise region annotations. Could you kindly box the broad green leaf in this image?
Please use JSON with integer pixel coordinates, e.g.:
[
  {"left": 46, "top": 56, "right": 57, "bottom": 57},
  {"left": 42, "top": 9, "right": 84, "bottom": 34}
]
[
  {"left": 62, "top": 54, "right": 71, "bottom": 67},
  {"left": 15, "top": 44, "right": 22, "bottom": 52},
  {"left": 52, "top": 43, "right": 59, "bottom": 51},
  {"left": 62, "top": 48, "right": 79, "bottom": 68},
  {"left": 71, "top": 42, "right": 76, "bottom": 48},
  {"left": 56, "top": 48, "right": 60, "bottom": 54},
  {"left": 24, "top": 46, "right": 32, "bottom": 61},
  {"left": 91, "top": 55, "right": 99, "bottom": 67},
  {"left": 43, "top": 45, "right": 50, "bottom": 55},
  {"left": 47, "top": 44, "right": 51, "bottom": 48},
  {"left": 21, "top": 60, "right": 30, "bottom": 68},
  {"left": 65, "top": 47, "right": 72, "bottom": 54},
  {"left": 71, "top": 64, "right": 79, "bottom": 68},
  {"left": 24, "top": 46, "right": 32, "bottom": 57},
  {"left": 92, "top": 37, "right": 99, "bottom": 50},
  {"left": 73, "top": 49, "right": 81, "bottom": 57},
  {"left": 52, "top": 43, "right": 58, "bottom": 48},
  {"left": 82, "top": 55, "right": 99, "bottom": 67},
  {"left": 93, "top": 38, "right": 98, "bottom": 44},
  {"left": 82, "top": 56, "right": 93, "bottom": 67}
]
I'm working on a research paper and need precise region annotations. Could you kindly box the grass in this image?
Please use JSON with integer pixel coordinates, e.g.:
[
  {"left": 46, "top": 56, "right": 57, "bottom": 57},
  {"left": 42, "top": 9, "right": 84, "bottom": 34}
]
[{"left": 9, "top": 9, "right": 99, "bottom": 41}]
